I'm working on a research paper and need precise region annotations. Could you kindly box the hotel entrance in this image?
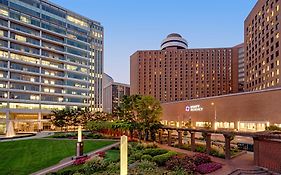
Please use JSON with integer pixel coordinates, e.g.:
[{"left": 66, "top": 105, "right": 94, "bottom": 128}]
[{"left": 238, "top": 121, "right": 269, "bottom": 132}]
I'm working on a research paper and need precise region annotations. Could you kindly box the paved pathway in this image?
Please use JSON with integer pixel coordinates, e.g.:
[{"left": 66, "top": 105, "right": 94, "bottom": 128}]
[
  {"left": 31, "top": 141, "right": 120, "bottom": 175},
  {"left": 157, "top": 144, "right": 258, "bottom": 175},
  {"left": 0, "top": 132, "right": 54, "bottom": 142}
]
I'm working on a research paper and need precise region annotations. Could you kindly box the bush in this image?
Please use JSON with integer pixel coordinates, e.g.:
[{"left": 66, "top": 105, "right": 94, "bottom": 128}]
[
  {"left": 96, "top": 151, "right": 105, "bottom": 158},
  {"left": 137, "top": 160, "right": 157, "bottom": 170},
  {"left": 166, "top": 155, "right": 196, "bottom": 174},
  {"left": 143, "top": 143, "right": 158, "bottom": 149},
  {"left": 141, "top": 154, "right": 153, "bottom": 161},
  {"left": 152, "top": 151, "right": 177, "bottom": 166},
  {"left": 82, "top": 157, "right": 108, "bottom": 173},
  {"left": 196, "top": 162, "right": 222, "bottom": 174},
  {"left": 266, "top": 125, "right": 281, "bottom": 131},
  {"left": 193, "top": 153, "right": 211, "bottom": 166},
  {"left": 105, "top": 162, "right": 120, "bottom": 173},
  {"left": 143, "top": 148, "right": 168, "bottom": 157},
  {"left": 131, "top": 151, "right": 143, "bottom": 160},
  {"left": 86, "top": 133, "right": 103, "bottom": 139},
  {"left": 73, "top": 156, "right": 89, "bottom": 165}
]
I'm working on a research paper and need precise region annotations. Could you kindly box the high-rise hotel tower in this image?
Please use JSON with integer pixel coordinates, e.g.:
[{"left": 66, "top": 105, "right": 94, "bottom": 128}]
[
  {"left": 131, "top": 33, "right": 241, "bottom": 103},
  {"left": 0, "top": 0, "right": 103, "bottom": 133}
]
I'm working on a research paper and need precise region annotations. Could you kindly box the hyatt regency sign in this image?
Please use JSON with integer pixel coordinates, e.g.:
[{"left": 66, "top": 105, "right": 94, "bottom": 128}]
[{"left": 185, "top": 105, "right": 203, "bottom": 112}]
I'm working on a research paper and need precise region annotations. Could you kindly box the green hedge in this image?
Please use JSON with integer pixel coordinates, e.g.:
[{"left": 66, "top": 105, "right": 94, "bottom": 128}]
[
  {"left": 143, "top": 148, "right": 168, "bottom": 157},
  {"left": 152, "top": 151, "right": 177, "bottom": 166}
]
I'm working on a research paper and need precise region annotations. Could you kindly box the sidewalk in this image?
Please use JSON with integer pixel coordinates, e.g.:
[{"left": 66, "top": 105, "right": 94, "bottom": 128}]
[
  {"left": 31, "top": 142, "right": 120, "bottom": 175},
  {"left": 157, "top": 144, "right": 257, "bottom": 175}
]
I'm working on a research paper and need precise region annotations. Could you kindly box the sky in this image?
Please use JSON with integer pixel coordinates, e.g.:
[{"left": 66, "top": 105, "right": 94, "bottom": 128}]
[{"left": 51, "top": 0, "right": 258, "bottom": 84}]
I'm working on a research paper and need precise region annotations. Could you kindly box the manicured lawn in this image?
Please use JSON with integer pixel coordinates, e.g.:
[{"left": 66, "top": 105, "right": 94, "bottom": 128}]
[
  {"left": 105, "top": 149, "right": 120, "bottom": 162},
  {"left": 0, "top": 139, "right": 115, "bottom": 175}
]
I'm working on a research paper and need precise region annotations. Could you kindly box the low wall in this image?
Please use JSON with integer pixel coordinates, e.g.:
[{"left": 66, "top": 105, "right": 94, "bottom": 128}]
[{"left": 254, "top": 138, "right": 281, "bottom": 173}]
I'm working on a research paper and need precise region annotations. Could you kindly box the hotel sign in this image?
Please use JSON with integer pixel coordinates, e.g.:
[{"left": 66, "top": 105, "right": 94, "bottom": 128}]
[{"left": 185, "top": 105, "right": 203, "bottom": 112}]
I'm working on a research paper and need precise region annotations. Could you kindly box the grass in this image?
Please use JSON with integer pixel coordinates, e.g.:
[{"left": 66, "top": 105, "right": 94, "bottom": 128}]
[
  {"left": 104, "top": 149, "right": 120, "bottom": 162},
  {"left": 0, "top": 139, "right": 116, "bottom": 175}
]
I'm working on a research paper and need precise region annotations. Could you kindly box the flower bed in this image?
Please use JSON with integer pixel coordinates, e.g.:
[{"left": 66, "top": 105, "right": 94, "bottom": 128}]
[
  {"left": 196, "top": 162, "right": 222, "bottom": 174},
  {"left": 53, "top": 142, "right": 222, "bottom": 175}
]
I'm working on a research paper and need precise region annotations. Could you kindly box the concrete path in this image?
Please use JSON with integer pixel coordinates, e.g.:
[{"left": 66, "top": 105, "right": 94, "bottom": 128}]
[
  {"left": 0, "top": 132, "right": 54, "bottom": 142},
  {"left": 31, "top": 142, "right": 120, "bottom": 175},
  {"left": 157, "top": 144, "right": 258, "bottom": 175}
]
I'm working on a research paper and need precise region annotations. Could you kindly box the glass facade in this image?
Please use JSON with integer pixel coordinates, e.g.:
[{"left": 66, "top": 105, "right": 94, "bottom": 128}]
[{"left": 0, "top": 0, "right": 103, "bottom": 132}]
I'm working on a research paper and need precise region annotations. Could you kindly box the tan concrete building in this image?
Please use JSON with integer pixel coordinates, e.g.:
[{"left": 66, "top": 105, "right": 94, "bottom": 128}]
[
  {"left": 245, "top": 0, "right": 281, "bottom": 91},
  {"left": 161, "top": 87, "right": 281, "bottom": 132},
  {"left": 131, "top": 33, "right": 241, "bottom": 103}
]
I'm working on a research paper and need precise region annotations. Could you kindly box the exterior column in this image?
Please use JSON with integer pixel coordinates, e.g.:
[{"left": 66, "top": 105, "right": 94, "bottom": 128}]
[
  {"left": 205, "top": 133, "right": 212, "bottom": 155},
  {"left": 167, "top": 130, "right": 172, "bottom": 146},
  {"left": 183, "top": 131, "right": 188, "bottom": 144},
  {"left": 178, "top": 130, "right": 183, "bottom": 146},
  {"left": 38, "top": 112, "right": 43, "bottom": 131},
  {"left": 190, "top": 131, "right": 196, "bottom": 152},
  {"left": 224, "top": 134, "right": 231, "bottom": 160},
  {"left": 5, "top": 111, "right": 9, "bottom": 134},
  {"left": 158, "top": 129, "right": 163, "bottom": 144},
  {"left": 253, "top": 137, "right": 260, "bottom": 166}
]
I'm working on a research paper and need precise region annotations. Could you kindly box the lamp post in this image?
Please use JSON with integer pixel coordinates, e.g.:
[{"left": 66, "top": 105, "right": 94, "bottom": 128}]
[
  {"left": 76, "top": 125, "right": 84, "bottom": 157},
  {"left": 211, "top": 102, "right": 217, "bottom": 130}
]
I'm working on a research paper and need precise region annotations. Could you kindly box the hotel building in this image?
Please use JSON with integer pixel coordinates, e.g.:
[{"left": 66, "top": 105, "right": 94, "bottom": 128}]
[
  {"left": 0, "top": 0, "right": 103, "bottom": 133},
  {"left": 245, "top": 0, "right": 281, "bottom": 91},
  {"left": 103, "top": 73, "right": 130, "bottom": 113},
  {"left": 130, "top": 33, "right": 241, "bottom": 103}
]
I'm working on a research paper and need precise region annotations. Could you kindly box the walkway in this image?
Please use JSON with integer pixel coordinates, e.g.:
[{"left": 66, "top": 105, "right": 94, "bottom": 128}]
[
  {"left": 31, "top": 141, "right": 119, "bottom": 175},
  {"left": 0, "top": 132, "right": 54, "bottom": 142},
  {"left": 157, "top": 144, "right": 258, "bottom": 175}
]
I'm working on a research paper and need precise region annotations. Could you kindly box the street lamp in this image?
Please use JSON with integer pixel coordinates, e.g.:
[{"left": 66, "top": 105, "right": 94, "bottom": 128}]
[
  {"left": 211, "top": 102, "right": 217, "bottom": 130},
  {"left": 76, "top": 125, "right": 84, "bottom": 157}
]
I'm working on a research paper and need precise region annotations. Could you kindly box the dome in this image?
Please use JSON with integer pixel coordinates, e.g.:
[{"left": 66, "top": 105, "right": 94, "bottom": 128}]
[
  {"left": 160, "top": 33, "right": 188, "bottom": 50},
  {"left": 167, "top": 33, "right": 182, "bottom": 38}
]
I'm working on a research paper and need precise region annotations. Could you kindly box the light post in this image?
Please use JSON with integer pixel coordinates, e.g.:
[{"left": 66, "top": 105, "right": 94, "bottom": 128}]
[
  {"left": 211, "top": 102, "right": 217, "bottom": 130},
  {"left": 76, "top": 125, "right": 84, "bottom": 157}
]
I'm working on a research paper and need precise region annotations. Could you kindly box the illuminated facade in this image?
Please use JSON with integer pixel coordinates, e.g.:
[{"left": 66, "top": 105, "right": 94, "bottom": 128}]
[
  {"left": 245, "top": 0, "right": 281, "bottom": 91},
  {"left": 0, "top": 0, "right": 103, "bottom": 133},
  {"left": 161, "top": 87, "right": 281, "bottom": 132},
  {"left": 103, "top": 73, "right": 130, "bottom": 113},
  {"left": 131, "top": 33, "right": 240, "bottom": 103}
]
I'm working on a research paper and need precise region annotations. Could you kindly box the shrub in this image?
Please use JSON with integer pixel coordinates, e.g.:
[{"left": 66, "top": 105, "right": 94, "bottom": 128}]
[
  {"left": 131, "top": 151, "right": 143, "bottom": 160},
  {"left": 137, "top": 160, "right": 157, "bottom": 170},
  {"left": 196, "top": 162, "right": 222, "bottom": 174},
  {"left": 143, "top": 143, "right": 158, "bottom": 149},
  {"left": 266, "top": 125, "right": 281, "bottom": 131},
  {"left": 152, "top": 151, "right": 177, "bottom": 166},
  {"left": 166, "top": 155, "right": 196, "bottom": 173},
  {"left": 141, "top": 154, "right": 153, "bottom": 161},
  {"left": 96, "top": 151, "right": 105, "bottom": 158},
  {"left": 73, "top": 156, "right": 89, "bottom": 165},
  {"left": 105, "top": 162, "right": 120, "bottom": 173},
  {"left": 143, "top": 148, "right": 168, "bottom": 157},
  {"left": 82, "top": 157, "right": 108, "bottom": 173},
  {"left": 193, "top": 153, "right": 211, "bottom": 166}
]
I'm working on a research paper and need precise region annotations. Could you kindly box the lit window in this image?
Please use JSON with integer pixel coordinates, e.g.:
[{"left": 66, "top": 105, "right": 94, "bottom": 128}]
[
  {"left": 276, "top": 33, "right": 280, "bottom": 39},
  {"left": 15, "top": 35, "right": 27, "bottom": 42},
  {"left": 20, "top": 16, "right": 30, "bottom": 24},
  {"left": 277, "top": 5, "right": 280, "bottom": 12},
  {"left": 66, "top": 15, "right": 89, "bottom": 28},
  {"left": 0, "top": 8, "right": 8, "bottom": 16}
]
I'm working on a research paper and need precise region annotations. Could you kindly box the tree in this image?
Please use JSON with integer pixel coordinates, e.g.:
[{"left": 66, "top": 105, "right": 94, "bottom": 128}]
[
  {"left": 50, "top": 109, "right": 67, "bottom": 131},
  {"left": 114, "top": 95, "right": 142, "bottom": 138},
  {"left": 135, "top": 96, "right": 163, "bottom": 141}
]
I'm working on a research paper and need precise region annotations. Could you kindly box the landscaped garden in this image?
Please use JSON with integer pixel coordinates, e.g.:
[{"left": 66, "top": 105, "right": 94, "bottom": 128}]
[
  {"left": 50, "top": 142, "right": 222, "bottom": 175},
  {"left": 0, "top": 139, "right": 116, "bottom": 175}
]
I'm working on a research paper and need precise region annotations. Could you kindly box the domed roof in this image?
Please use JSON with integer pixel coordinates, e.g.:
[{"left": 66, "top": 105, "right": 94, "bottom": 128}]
[
  {"left": 160, "top": 33, "right": 188, "bottom": 50},
  {"left": 167, "top": 33, "right": 182, "bottom": 38}
]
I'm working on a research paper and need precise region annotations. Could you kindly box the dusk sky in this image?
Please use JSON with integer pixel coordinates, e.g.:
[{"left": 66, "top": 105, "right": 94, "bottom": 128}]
[{"left": 51, "top": 0, "right": 257, "bottom": 84}]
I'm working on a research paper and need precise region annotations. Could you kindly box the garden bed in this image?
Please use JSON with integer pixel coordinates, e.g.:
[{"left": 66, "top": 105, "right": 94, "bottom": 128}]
[{"left": 51, "top": 142, "right": 222, "bottom": 175}]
